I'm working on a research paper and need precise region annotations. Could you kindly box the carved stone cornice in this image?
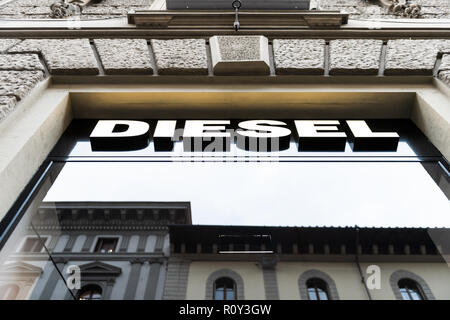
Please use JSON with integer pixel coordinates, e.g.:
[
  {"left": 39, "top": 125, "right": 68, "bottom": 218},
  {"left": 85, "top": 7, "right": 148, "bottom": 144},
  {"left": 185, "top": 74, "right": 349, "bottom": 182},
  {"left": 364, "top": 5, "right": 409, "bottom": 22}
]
[
  {"left": 50, "top": 1, "right": 81, "bottom": 19},
  {"left": 378, "top": 0, "right": 422, "bottom": 18},
  {"left": 30, "top": 225, "right": 170, "bottom": 232},
  {"left": 50, "top": 0, "right": 102, "bottom": 19},
  {"left": 130, "top": 257, "right": 147, "bottom": 264},
  {"left": 128, "top": 10, "right": 348, "bottom": 29},
  {"left": 0, "top": 262, "right": 43, "bottom": 278},
  {"left": 10, "top": 253, "right": 167, "bottom": 262},
  {"left": 32, "top": 201, "right": 192, "bottom": 230},
  {"left": 52, "top": 257, "right": 69, "bottom": 264}
]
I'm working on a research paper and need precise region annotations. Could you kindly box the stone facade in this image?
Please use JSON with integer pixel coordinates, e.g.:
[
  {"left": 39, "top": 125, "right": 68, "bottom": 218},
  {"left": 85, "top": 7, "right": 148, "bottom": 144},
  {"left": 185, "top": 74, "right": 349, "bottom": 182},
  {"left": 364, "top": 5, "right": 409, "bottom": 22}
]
[
  {"left": 0, "top": 0, "right": 154, "bottom": 20},
  {"left": 0, "top": 47, "right": 46, "bottom": 123},
  {"left": 93, "top": 39, "right": 153, "bottom": 75},
  {"left": 9, "top": 39, "right": 99, "bottom": 75},
  {"left": 385, "top": 39, "right": 450, "bottom": 75},
  {"left": 151, "top": 39, "right": 208, "bottom": 75},
  {"left": 0, "top": 95, "right": 17, "bottom": 122},
  {"left": 3, "top": 37, "right": 447, "bottom": 78},
  {"left": 273, "top": 39, "right": 325, "bottom": 75},
  {"left": 0, "top": 54, "right": 44, "bottom": 71},
  {"left": 0, "top": 36, "right": 448, "bottom": 124},
  {"left": 209, "top": 36, "right": 270, "bottom": 75},
  {"left": 0, "top": 70, "right": 44, "bottom": 99},
  {"left": 0, "top": 39, "right": 21, "bottom": 53},
  {"left": 0, "top": 202, "right": 185, "bottom": 300},
  {"left": 329, "top": 39, "right": 383, "bottom": 75},
  {"left": 319, "top": 0, "right": 450, "bottom": 19}
]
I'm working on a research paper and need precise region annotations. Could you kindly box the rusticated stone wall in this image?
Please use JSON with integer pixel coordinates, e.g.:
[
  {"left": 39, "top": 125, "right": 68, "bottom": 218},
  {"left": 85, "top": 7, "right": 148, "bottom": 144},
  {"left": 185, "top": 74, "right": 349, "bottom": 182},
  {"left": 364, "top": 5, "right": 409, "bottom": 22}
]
[
  {"left": 318, "top": 0, "right": 450, "bottom": 19},
  {"left": 0, "top": 36, "right": 449, "bottom": 123},
  {"left": 151, "top": 39, "right": 208, "bottom": 75},
  {"left": 0, "top": 0, "right": 154, "bottom": 20}
]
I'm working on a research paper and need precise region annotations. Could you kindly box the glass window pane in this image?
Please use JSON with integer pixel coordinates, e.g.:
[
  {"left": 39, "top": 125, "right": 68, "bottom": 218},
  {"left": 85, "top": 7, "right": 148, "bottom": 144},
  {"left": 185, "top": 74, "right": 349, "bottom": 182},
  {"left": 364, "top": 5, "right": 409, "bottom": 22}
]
[
  {"left": 95, "top": 238, "right": 118, "bottom": 253},
  {"left": 0, "top": 159, "right": 448, "bottom": 300},
  {"left": 33, "top": 238, "right": 47, "bottom": 253},
  {"left": 226, "top": 289, "right": 235, "bottom": 300},
  {"left": 91, "top": 293, "right": 102, "bottom": 300},
  {"left": 21, "top": 238, "right": 37, "bottom": 253},
  {"left": 215, "top": 288, "right": 225, "bottom": 300},
  {"left": 43, "top": 162, "right": 450, "bottom": 227},
  {"left": 410, "top": 290, "right": 423, "bottom": 300},
  {"left": 318, "top": 288, "right": 328, "bottom": 300},
  {"left": 78, "top": 285, "right": 102, "bottom": 300},
  {"left": 308, "top": 288, "right": 318, "bottom": 300},
  {"left": 400, "top": 288, "right": 411, "bottom": 300}
]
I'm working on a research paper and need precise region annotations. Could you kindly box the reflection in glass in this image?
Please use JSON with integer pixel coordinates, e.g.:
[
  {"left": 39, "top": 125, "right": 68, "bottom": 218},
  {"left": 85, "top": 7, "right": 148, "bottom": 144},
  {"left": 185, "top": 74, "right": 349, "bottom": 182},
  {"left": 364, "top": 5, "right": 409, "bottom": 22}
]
[
  {"left": 0, "top": 160, "right": 449, "bottom": 300},
  {"left": 307, "top": 278, "right": 329, "bottom": 300},
  {"left": 398, "top": 279, "right": 424, "bottom": 300},
  {"left": 214, "top": 277, "right": 236, "bottom": 300},
  {"left": 0, "top": 284, "right": 20, "bottom": 300},
  {"left": 0, "top": 163, "right": 192, "bottom": 300},
  {"left": 94, "top": 238, "right": 118, "bottom": 254},
  {"left": 20, "top": 237, "right": 47, "bottom": 253},
  {"left": 78, "top": 285, "right": 102, "bottom": 300},
  {"left": 44, "top": 162, "right": 450, "bottom": 227}
]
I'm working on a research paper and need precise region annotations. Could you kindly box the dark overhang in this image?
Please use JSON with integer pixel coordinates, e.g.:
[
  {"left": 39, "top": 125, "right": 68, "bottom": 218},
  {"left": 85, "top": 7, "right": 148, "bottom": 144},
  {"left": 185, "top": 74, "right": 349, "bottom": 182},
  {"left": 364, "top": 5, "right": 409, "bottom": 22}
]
[
  {"left": 168, "top": 225, "right": 450, "bottom": 257},
  {"left": 34, "top": 201, "right": 192, "bottom": 230}
]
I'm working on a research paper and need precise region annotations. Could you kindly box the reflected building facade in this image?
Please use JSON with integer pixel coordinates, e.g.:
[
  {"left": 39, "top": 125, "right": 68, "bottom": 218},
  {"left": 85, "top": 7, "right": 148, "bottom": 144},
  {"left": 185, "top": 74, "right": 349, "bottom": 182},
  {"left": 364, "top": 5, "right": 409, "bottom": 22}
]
[
  {"left": 0, "top": 202, "right": 191, "bottom": 300},
  {"left": 165, "top": 226, "right": 450, "bottom": 300}
]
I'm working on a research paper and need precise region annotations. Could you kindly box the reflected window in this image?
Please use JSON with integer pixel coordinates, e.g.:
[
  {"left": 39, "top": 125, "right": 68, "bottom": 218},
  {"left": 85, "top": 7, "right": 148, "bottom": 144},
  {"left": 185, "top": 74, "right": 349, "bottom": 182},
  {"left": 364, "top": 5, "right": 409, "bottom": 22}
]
[
  {"left": 20, "top": 237, "right": 47, "bottom": 253},
  {"left": 307, "top": 278, "right": 329, "bottom": 300},
  {"left": 94, "top": 238, "right": 118, "bottom": 253},
  {"left": 0, "top": 284, "right": 20, "bottom": 300},
  {"left": 77, "top": 285, "right": 102, "bottom": 300},
  {"left": 398, "top": 279, "right": 424, "bottom": 300},
  {"left": 214, "top": 277, "right": 236, "bottom": 300}
]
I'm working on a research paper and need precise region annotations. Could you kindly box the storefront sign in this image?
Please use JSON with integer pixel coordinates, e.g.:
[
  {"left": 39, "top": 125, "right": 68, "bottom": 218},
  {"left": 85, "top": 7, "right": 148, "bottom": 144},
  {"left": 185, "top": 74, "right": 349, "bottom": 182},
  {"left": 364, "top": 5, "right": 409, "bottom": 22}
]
[{"left": 89, "top": 120, "right": 400, "bottom": 152}]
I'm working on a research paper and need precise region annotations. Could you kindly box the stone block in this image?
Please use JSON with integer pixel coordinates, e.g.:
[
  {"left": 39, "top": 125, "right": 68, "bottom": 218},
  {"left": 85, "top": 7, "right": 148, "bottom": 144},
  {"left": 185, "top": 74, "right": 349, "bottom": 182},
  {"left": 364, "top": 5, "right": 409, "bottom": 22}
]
[
  {"left": 330, "top": 39, "right": 383, "bottom": 75},
  {"left": 273, "top": 39, "right": 325, "bottom": 75},
  {"left": 0, "top": 70, "right": 45, "bottom": 99},
  {"left": 9, "top": 39, "right": 99, "bottom": 75},
  {"left": 385, "top": 39, "right": 445, "bottom": 75},
  {"left": 0, "top": 54, "right": 44, "bottom": 71},
  {"left": 0, "top": 39, "right": 21, "bottom": 53},
  {"left": 94, "top": 39, "right": 153, "bottom": 75},
  {"left": 209, "top": 36, "right": 270, "bottom": 76},
  {"left": 0, "top": 96, "right": 17, "bottom": 122},
  {"left": 151, "top": 39, "right": 208, "bottom": 75}
]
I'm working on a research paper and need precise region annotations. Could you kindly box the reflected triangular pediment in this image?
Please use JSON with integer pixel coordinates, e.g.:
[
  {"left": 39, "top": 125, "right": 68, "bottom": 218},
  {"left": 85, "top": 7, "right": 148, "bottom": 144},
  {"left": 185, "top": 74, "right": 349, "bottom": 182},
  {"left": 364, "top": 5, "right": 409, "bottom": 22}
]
[
  {"left": 79, "top": 261, "right": 121, "bottom": 276},
  {"left": 0, "top": 262, "right": 43, "bottom": 276}
]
